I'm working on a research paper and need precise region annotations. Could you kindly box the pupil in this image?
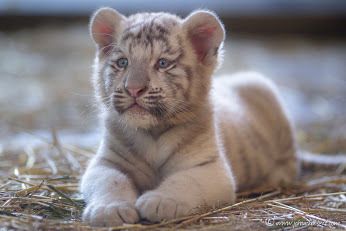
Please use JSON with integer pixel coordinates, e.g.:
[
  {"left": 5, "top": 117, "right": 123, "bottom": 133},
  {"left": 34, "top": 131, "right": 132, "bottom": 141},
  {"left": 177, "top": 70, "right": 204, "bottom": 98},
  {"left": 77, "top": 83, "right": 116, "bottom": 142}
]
[{"left": 160, "top": 59, "right": 167, "bottom": 67}]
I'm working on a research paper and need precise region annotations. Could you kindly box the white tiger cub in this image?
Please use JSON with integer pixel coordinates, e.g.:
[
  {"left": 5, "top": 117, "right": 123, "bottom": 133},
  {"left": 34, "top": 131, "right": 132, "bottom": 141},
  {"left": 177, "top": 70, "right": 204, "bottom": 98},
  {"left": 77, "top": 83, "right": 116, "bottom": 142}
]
[{"left": 80, "top": 7, "right": 298, "bottom": 226}]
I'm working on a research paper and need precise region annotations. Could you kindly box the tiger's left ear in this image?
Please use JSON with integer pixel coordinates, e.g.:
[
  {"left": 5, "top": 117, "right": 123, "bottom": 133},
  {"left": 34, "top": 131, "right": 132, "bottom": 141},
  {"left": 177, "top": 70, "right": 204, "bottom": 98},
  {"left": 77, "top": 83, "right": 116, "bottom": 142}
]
[{"left": 183, "top": 10, "right": 225, "bottom": 64}]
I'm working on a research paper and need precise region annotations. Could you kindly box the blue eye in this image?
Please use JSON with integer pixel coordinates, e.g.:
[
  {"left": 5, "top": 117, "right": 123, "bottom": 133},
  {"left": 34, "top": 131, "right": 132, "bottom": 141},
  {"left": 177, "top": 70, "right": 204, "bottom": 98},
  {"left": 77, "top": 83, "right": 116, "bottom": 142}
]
[
  {"left": 157, "top": 58, "right": 170, "bottom": 69},
  {"left": 116, "top": 58, "right": 128, "bottom": 69}
]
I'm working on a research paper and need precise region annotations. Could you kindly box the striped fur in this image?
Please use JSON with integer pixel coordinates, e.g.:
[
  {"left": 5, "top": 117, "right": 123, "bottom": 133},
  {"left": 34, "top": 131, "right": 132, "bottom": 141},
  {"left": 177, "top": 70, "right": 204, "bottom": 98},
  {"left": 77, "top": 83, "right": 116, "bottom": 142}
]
[{"left": 81, "top": 7, "right": 298, "bottom": 227}]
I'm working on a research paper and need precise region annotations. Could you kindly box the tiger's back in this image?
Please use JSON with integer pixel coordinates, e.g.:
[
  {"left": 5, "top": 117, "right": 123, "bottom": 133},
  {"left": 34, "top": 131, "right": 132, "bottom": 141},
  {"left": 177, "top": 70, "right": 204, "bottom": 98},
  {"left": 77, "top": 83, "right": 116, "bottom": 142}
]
[{"left": 213, "top": 72, "right": 299, "bottom": 191}]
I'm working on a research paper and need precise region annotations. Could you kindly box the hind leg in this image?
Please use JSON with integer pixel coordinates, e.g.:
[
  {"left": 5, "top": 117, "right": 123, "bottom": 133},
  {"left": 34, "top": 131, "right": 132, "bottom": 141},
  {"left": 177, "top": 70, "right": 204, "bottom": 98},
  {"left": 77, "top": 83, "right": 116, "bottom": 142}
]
[
  {"left": 266, "top": 148, "right": 299, "bottom": 187},
  {"left": 234, "top": 73, "right": 300, "bottom": 187}
]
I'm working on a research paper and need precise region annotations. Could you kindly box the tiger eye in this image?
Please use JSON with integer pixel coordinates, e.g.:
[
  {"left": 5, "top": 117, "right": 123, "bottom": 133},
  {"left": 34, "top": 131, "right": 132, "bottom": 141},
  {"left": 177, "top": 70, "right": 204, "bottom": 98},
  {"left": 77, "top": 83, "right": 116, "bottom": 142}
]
[
  {"left": 157, "top": 58, "right": 170, "bottom": 69},
  {"left": 116, "top": 58, "right": 128, "bottom": 69}
]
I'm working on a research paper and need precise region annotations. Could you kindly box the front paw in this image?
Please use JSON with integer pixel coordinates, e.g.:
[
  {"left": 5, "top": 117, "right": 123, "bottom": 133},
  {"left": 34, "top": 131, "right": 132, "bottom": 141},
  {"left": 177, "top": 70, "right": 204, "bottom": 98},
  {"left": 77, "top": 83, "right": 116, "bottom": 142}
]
[
  {"left": 135, "top": 191, "right": 191, "bottom": 222},
  {"left": 83, "top": 201, "right": 139, "bottom": 227}
]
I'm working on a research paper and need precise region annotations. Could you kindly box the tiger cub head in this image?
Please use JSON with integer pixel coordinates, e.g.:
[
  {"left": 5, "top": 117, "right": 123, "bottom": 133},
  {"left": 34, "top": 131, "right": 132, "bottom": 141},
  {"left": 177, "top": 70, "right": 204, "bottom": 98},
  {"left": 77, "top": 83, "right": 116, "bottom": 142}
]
[{"left": 90, "top": 7, "right": 225, "bottom": 129}]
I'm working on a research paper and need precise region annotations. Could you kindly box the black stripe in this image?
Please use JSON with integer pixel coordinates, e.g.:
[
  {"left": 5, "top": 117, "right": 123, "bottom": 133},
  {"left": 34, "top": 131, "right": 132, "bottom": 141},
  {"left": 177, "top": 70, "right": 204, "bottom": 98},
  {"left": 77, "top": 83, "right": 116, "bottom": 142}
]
[
  {"left": 148, "top": 105, "right": 166, "bottom": 118},
  {"left": 113, "top": 94, "right": 126, "bottom": 99},
  {"left": 193, "top": 156, "right": 218, "bottom": 167},
  {"left": 113, "top": 103, "right": 127, "bottom": 114},
  {"left": 144, "top": 95, "right": 163, "bottom": 100},
  {"left": 122, "top": 32, "right": 137, "bottom": 42},
  {"left": 123, "top": 22, "right": 146, "bottom": 33}
]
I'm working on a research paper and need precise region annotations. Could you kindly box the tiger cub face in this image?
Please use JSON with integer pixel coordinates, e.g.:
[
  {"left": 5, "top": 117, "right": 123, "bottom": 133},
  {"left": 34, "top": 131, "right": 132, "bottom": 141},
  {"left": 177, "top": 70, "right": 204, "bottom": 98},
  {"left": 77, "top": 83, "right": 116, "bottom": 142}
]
[{"left": 90, "top": 8, "right": 225, "bottom": 129}]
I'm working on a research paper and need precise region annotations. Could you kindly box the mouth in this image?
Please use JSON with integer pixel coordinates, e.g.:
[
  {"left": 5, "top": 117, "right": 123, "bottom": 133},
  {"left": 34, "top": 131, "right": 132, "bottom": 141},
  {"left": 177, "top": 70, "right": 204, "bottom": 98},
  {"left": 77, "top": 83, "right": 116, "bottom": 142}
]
[
  {"left": 125, "top": 103, "right": 148, "bottom": 114},
  {"left": 124, "top": 102, "right": 166, "bottom": 118},
  {"left": 115, "top": 99, "right": 165, "bottom": 118}
]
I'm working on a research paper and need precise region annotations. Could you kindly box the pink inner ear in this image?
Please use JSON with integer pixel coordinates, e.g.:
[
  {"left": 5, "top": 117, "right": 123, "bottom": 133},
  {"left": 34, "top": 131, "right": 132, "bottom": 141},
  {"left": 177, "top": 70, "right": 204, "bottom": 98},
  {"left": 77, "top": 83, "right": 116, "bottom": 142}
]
[
  {"left": 94, "top": 21, "right": 114, "bottom": 54},
  {"left": 190, "top": 25, "right": 217, "bottom": 61},
  {"left": 98, "top": 23, "right": 113, "bottom": 37}
]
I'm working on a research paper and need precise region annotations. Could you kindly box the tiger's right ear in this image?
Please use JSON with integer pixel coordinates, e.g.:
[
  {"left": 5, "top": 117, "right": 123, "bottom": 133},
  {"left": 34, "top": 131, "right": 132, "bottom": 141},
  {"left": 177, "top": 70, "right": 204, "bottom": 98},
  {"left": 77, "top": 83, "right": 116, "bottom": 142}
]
[{"left": 90, "top": 7, "right": 125, "bottom": 54}]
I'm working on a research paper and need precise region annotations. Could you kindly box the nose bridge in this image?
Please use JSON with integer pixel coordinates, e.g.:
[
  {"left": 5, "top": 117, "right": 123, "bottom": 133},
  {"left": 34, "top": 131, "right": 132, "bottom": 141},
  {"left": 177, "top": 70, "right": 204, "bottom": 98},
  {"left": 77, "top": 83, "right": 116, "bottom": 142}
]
[{"left": 125, "top": 65, "right": 149, "bottom": 90}]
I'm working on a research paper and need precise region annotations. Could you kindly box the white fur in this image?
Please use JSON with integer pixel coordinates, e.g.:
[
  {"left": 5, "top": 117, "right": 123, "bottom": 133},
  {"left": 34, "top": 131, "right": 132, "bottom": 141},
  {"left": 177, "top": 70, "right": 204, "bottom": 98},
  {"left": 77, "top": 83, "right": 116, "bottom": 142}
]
[{"left": 80, "top": 8, "right": 297, "bottom": 227}]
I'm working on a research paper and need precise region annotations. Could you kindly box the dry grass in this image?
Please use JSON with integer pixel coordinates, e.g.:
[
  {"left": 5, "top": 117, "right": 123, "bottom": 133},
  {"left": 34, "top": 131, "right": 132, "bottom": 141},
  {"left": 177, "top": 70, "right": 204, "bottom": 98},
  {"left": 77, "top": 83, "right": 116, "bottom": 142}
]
[{"left": 0, "top": 130, "right": 345, "bottom": 231}]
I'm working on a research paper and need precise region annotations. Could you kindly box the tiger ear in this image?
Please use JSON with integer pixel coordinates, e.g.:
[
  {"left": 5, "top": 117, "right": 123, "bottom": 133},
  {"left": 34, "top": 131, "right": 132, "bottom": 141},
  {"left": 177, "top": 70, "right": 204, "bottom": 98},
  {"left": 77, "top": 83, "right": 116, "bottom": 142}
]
[
  {"left": 183, "top": 10, "right": 225, "bottom": 63},
  {"left": 90, "top": 7, "right": 125, "bottom": 54}
]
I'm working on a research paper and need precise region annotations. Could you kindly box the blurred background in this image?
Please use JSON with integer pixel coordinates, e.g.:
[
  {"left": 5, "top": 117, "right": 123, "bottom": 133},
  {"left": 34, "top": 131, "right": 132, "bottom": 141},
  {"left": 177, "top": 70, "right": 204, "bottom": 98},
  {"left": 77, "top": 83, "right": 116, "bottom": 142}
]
[{"left": 0, "top": 0, "right": 346, "bottom": 153}]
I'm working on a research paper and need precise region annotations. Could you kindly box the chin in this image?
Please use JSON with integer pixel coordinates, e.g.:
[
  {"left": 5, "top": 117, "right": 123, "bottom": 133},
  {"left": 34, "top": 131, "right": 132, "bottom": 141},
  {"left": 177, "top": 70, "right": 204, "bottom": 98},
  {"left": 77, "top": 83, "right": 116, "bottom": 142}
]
[{"left": 119, "top": 107, "right": 159, "bottom": 129}]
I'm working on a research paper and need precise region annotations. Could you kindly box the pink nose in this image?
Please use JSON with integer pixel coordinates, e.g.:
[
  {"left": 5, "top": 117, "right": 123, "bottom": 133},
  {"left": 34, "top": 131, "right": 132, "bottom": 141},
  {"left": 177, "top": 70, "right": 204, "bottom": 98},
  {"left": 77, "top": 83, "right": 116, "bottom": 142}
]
[{"left": 126, "top": 86, "right": 147, "bottom": 97}]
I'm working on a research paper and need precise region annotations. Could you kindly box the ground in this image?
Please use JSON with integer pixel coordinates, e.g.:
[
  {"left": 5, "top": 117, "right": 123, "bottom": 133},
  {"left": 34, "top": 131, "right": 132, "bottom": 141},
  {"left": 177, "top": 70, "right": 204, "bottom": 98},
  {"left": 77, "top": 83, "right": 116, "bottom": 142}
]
[{"left": 0, "top": 24, "right": 345, "bottom": 230}]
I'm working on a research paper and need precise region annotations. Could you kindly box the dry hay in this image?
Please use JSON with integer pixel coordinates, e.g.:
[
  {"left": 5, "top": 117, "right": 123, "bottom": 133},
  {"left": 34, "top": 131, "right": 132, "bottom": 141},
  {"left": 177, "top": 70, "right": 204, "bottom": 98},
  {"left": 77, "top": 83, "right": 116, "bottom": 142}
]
[{"left": 0, "top": 130, "right": 345, "bottom": 231}]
